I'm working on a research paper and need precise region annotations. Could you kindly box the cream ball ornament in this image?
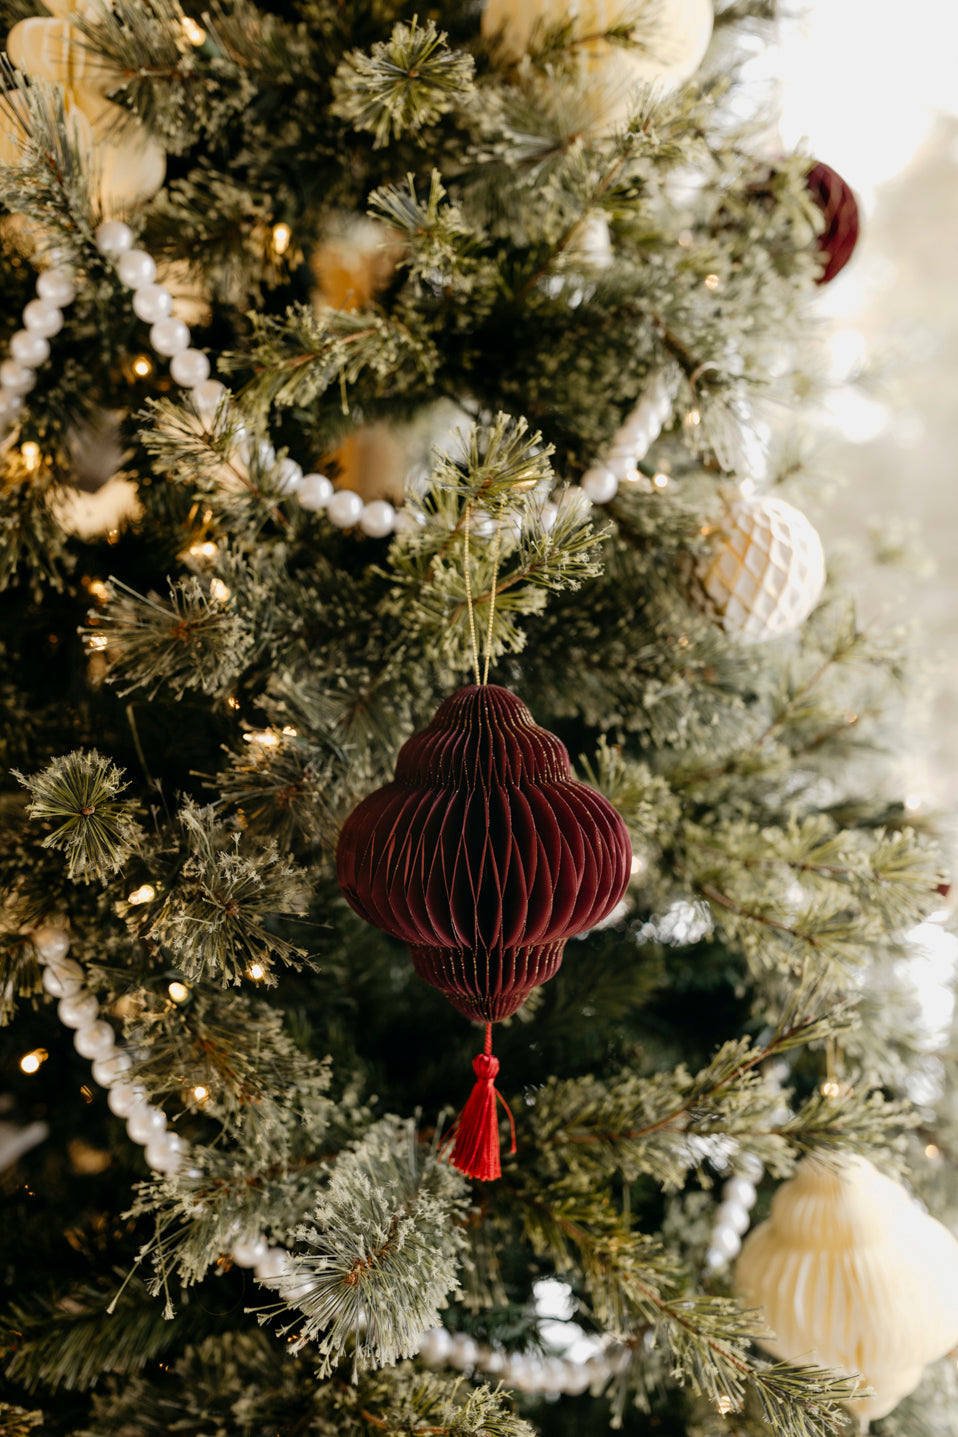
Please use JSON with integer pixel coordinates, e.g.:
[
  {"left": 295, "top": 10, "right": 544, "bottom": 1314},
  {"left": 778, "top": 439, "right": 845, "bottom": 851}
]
[
  {"left": 695, "top": 493, "right": 825, "bottom": 644},
  {"left": 481, "top": 0, "right": 713, "bottom": 124},
  {"left": 735, "top": 1156, "right": 958, "bottom": 1421}
]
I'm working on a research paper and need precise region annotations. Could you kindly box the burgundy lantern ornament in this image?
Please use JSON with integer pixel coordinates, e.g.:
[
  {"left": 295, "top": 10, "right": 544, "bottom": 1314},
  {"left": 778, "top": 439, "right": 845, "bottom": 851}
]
[
  {"left": 336, "top": 682, "right": 632, "bottom": 1180},
  {"left": 806, "top": 160, "right": 860, "bottom": 284}
]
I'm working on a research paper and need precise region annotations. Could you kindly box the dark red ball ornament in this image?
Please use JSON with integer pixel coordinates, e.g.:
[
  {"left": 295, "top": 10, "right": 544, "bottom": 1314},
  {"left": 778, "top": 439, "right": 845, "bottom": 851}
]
[
  {"left": 336, "top": 684, "right": 632, "bottom": 1180},
  {"left": 806, "top": 160, "right": 859, "bottom": 284}
]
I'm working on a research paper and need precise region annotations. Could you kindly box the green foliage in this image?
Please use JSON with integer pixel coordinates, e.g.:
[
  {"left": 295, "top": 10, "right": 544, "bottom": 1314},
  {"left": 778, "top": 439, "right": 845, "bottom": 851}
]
[
  {"left": 14, "top": 750, "right": 141, "bottom": 882},
  {"left": 332, "top": 19, "right": 476, "bottom": 147},
  {"left": 273, "top": 1118, "right": 470, "bottom": 1376}
]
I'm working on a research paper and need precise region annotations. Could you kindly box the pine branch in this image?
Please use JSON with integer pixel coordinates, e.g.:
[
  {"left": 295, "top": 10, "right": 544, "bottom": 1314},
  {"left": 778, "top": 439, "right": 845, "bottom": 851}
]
[
  {"left": 14, "top": 750, "right": 141, "bottom": 882},
  {"left": 332, "top": 19, "right": 475, "bottom": 147}
]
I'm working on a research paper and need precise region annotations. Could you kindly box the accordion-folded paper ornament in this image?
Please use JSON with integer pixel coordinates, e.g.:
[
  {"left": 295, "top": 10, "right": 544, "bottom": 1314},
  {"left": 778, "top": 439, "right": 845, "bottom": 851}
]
[{"left": 336, "top": 683, "right": 632, "bottom": 1179}]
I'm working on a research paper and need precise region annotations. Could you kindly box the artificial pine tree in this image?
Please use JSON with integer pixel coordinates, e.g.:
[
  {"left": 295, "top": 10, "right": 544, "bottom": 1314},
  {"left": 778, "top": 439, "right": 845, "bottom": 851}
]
[{"left": 1, "top": 3, "right": 956, "bottom": 1436}]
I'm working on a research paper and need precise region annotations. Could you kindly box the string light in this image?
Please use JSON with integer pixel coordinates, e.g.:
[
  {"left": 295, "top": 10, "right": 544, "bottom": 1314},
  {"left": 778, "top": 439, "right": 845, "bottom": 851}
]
[
  {"left": 904, "top": 794, "right": 922, "bottom": 811},
  {"left": 925, "top": 1144, "right": 940, "bottom": 1159},
  {"left": 685, "top": 408, "right": 701, "bottom": 427},
  {"left": 271, "top": 222, "right": 292, "bottom": 256},
  {"left": 193, "top": 1084, "right": 209, "bottom": 1102},
  {"left": 630, "top": 853, "right": 646, "bottom": 877},
  {"left": 248, "top": 962, "right": 266, "bottom": 981},
  {"left": 189, "top": 540, "right": 219, "bottom": 560},
  {"left": 88, "top": 578, "right": 110, "bottom": 602},
  {"left": 715, "top": 1395, "right": 734, "bottom": 1415},
  {"left": 652, "top": 472, "right": 670, "bottom": 490},
  {"left": 107, "top": 528, "right": 120, "bottom": 545},
  {"left": 181, "top": 15, "right": 206, "bottom": 45},
  {"left": 168, "top": 981, "right": 190, "bottom": 1003},
  {"left": 209, "top": 578, "right": 231, "bottom": 602},
  {"left": 20, "top": 441, "right": 41, "bottom": 470},
  {"left": 703, "top": 273, "right": 720, "bottom": 291},
  {"left": 739, "top": 477, "right": 756, "bottom": 497},
  {"left": 820, "top": 1080, "right": 841, "bottom": 1098},
  {"left": 244, "top": 730, "right": 279, "bottom": 747},
  {"left": 131, "top": 354, "right": 153, "bottom": 378},
  {"left": 86, "top": 634, "right": 108, "bottom": 652},
  {"left": 227, "top": 696, "right": 241, "bottom": 710},
  {"left": 20, "top": 1048, "right": 48, "bottom": 1074},
  {"left": 281, "top": 725, "right": 298, "bottom": 737},
  {"left": 128, "top": 884, "right": 156, "bottom": 905}
]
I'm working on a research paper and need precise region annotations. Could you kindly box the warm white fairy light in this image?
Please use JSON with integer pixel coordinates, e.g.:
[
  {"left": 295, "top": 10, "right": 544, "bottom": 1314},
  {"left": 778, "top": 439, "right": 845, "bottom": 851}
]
[
  {"left": 131, "top": 354, "right": 153, "bottom": 378},
  {"left": 281, "top": 725, "right": 298, "bottom": 736},
  {"left": 244, "top": 730, "right": 279, "bottom": 748},
  {"left": 168, "top": 981, "right": 190, "bottom": 1003},
  {"left": 716, "top": 1395, "right": 734, "bottom": 1415},
  {"left": 248, "top": 962, "right": 266, "bottom": 981},
  {"left": 20, "top": 1049, "right": 47, "bottom": 1074},
  {"left": 87, "top": 634, "right": 108, "bottom": 652},
  {"left": 209, "top": 577, "right": 230, "bottom": 602},
  {"left": 926, "top": 1144, "right": 940, "bottom": 1159},
  {"left": 652, "top": 472, "right": 670, "bottom": 490},
  {"left": 820, "top": 1080, "right": 841, "bottom": 1098},
  {"left": 189, "top": 540, "right": 219, "bottom": 560},
  {"left": 193, "top": 1084, "right": 209, "bottom": 1102},
  {"left": 20, "top": 441, "right": 40, "bottom": 470},
  {"left": 127, "top": 884, "right": 156, "bottom": 905},
  {"left": 88, "top": 578, "right": 110, "bottom": 601},
  {"left": 704, "top": 273, "right": 720, "bottom": 290},
  {"left": 181, "top": 15, "right": 206, "bottom": 45},
  {"left": 271, "top": 223, "right": 292, "bottom": 256}
]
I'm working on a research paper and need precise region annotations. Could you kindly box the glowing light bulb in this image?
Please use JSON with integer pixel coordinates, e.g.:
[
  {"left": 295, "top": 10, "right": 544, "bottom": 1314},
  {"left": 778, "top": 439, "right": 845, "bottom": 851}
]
[
  {"left": 271, "top": 223, "right": 292, "bottom": 256},
  {"left": 685, "top": 408, "right": 701, "bottom": 428},
  {"left": 704, "top": 273, "right": 720, "bottom": 290},
  {"left": 925, "top": 1143, "right": 940, "bottom": 1159},
  {"left": 209, "top": 577, "right": 231, "bottom": 602},
  {"left": 904, "top": 794, "right": 922, "bottom": 811},
  {"left": 128, "top": 884, "right": 156, "bottom": 905},
  {"left": 227, "top": 696, "right": 241, "bottom": 710},
  {"left": 820, "top": 1080, "right": 841, "bottom": 1098},
  {"left": 189, "top": 540, "right": 219, "bottom": 560},
  {"left": 20, "top": 1049, "right": 47, "bottom": 1074},
  {"left": 281, "top": 725, "right": 298, "bottom": 737},
  {"left": 21, "top": 441, "right": 41, "bottom": 471},
  {"left": 168, "top": 981, "right": 190, "bottom": 1003},
  {"left": 248, "top": 962, "right": 266, "bottom": 981},
  {"left": 88, "top": 579, "right": 110, "bottom": 602},
  {"left": 652, "top": 472, "right": 670, "bottom": 490},
  {"left": 630, "top": 853, "right": 647, "bottom": 877},
  {"left": 87, "top": 634, "right": 108, "bottom": 652},
  {"left": 193, "top": 1084, "right": 209, "bottom": 1102},
  {"left": 739, "top": 477, "right": 756, "bottom": 497},
  {"left": 244, "top": 730, "right": 279, "bottom": 747},
  {"left": 132, "top": 354, "right": 153, "bottom": 378},
  {"left": 715, "top": 1395, "right": 734, "bottom": 1415},
  {"left": 181, "top": 15, "right": 206, "bottom": 45}
]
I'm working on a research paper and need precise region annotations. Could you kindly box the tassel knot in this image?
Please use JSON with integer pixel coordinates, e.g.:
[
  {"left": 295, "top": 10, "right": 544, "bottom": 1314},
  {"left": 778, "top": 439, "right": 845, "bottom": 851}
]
[{"left": 472, "top": 1053, "right": 499, "bottom": 1082}]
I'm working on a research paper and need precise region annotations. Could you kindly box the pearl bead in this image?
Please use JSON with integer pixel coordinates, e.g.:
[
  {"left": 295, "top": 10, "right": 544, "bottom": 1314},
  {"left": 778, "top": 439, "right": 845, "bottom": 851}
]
[
  {"left": 32, "top": 926, "right": 71, "bottom": 962},
  {"left": 0, "top": 391, "right": 24, "bottom": 423},
  {"left": 448, "top": 1333, "right": 479, "bottom": 1369},
  {"left": 36, "top": 269, "right": 75, "bottom": 306},
  {"left": 107, "top": 1081, "right": 147, "bottom": 1118},
  {"left": 10, "top": 329, "right": 50, "bottom": 368},
  {"left": 91, "top": 1050, "right": 132, "bottom": 1087},
  {"left": 191, "top": 379, "right": 227, "bottom": 423},
  {"left": 117, "top": 248, "right": 157, "bottom": 289},
  {"left": 232, "top": 1235, "right": 268, "bottom": 1268},
  {"left": 41, "top": 959, "right": 84, "bottom": 997},
  {"left": 0, "top": 360, "right": 36, "bottom": 394},
  {"left": 736, "top": 1152, "right": 764, "bottom": 1182},
  {"left": 327, "top": 489, "right": 364, "bottom": 528},
  {"left": 57, "top": 989, "right": 99, "bottom": 1029},
  {"left": 580, "top": 466, "right": 618, "bottom": 503},
  {"left": 95, "top": 219, "right": 134, "bottom": 255},
  {"left": 273, "top": 457, "right": 303, "bottom": 494},
  {"left": 22, "top": 300, "right": 63, "bottom": 337},
  {"left": 359, "top": 499, "right": 395, "bottom": 537},
  {"left": 132, "top": 284, "right": 173, "bottom": 322},
  {"left": 705, "top": 1244, "right": 730, "bottom": 1271},
  {"left": 419, "top": 1327, "right": 453, "bottom": 1364},
  {"left": 127, "top": 1104, "right": 167, "bottom": 1144},
  {"left": 254, "top": 1247, "right": 291, "bottom": 1286},
  {"left": 149, "top": 317, "right": 190, "bottom": 356},
  {"left": 714, "top": 1199, "right": 751, "bottom": 1235},
  {"left": 145, "top": 1132, "right": 185, "bottom": 1173},
  {"left": 722, "top": 1177, "right": 757, "bottom": 1208},
  {"left": 709, "top": 1225, "right": 742, "bottom": 1260},
  {"left": 170, "top": 348, "right": 210, "bottom": 387},
  {"left": 297, "top": 472, "right": 333, "bottom": 510},
  {"left": 74, "top": 1020, "right": 116, "bottom": 1060}
]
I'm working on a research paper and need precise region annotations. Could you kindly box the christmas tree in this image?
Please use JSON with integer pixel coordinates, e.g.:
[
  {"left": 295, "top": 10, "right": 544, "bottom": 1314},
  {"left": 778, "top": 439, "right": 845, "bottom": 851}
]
[{"left": 2, "top": 2, "right": 957, "bottom": 1434}]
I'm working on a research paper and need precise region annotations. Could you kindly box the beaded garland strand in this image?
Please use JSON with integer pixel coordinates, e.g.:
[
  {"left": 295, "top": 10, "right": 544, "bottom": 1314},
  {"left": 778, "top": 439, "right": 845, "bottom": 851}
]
[{"left": 0, "top": 220, "right": 677, "bottom": 529}]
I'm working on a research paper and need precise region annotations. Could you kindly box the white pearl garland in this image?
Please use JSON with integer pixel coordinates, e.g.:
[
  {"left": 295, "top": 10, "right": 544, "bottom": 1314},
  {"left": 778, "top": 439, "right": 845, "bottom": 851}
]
[
  {"left": 0, "top": 224, "right": 680, "bottom": 533},
  {"left": 30, "top": 921, "right": 628, "bottom": 1395}
]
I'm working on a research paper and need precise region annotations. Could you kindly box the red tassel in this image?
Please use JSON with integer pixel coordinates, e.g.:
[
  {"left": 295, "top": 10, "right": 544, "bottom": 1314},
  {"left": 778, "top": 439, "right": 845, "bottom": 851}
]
[{"left": 446, "top": 1025, "right": 516, "bottom": 1182}]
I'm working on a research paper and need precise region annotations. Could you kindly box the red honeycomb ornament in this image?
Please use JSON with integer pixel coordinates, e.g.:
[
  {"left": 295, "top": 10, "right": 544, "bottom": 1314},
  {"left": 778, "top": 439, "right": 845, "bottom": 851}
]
[
  {"left": 806, "top": 160, "right": 859, "bottom": 285},
  {"left": 336, "top": 683, "right": 632, "bottom": 1178}
]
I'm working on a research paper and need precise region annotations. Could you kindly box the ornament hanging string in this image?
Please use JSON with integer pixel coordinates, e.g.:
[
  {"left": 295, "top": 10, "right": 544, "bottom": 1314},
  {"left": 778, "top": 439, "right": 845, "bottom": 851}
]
[
  {"left": 482, "top": 519, "right": 501, "bottom": 686},
  {"left": 462, "top": 506, "right": 482, "bottom": 686}
]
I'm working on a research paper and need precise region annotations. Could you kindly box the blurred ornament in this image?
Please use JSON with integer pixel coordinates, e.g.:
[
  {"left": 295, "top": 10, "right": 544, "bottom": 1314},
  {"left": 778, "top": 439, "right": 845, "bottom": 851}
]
[
  {"left": 735, "top": 1156, "right": 958, "bottom": 1420},
  {"left": 3, "top": 14, "right": 165, "bottom": 211},
  {"left": 694, "top": 493, "right": 825, "bottom": 644},
  {"left": 806, "top": 161, "right": 860, "bottom": 285},
  {"left": 482, "top": 0, "right": 713, "bottom": 126},
  {"left": 336, "top": 684, "right": 631, "bottom": 1179},
  {"left": 311, "top": 218, "right": 403, "bottom": 314}
]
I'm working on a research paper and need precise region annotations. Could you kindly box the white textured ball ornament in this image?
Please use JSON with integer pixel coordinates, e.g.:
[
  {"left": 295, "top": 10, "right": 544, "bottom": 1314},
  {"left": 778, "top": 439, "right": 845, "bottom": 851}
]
[
  {"left": 696, "top": 494, "right": 826, "bottom": 644},
  {"left": 735, "top": 1156, "right": 958, "bottom": 1420},
  {"left": 482, "top": 0, "right": 713, "bottom": 124}
]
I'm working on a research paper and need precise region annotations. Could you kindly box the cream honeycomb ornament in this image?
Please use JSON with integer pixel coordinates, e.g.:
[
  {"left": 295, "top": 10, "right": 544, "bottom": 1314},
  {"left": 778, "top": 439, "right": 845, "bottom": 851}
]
[
  {"left": 695, "top": 493, "right": 825, "bottom": 643},
  {"left": 481, "top": 0, "right": 713, "bottom": 127},
  {"left": 735, "top": 1156, "right": 958, "bottom": 1422},
  {"left": 3, "top": 9, "right": 165, "bottom": 211}
]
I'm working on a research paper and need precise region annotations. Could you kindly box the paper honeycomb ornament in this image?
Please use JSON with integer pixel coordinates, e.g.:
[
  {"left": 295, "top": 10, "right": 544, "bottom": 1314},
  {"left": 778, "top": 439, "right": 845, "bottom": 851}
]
[
  {"left": 336, "top": 683, "right": 632, "bottom": 1179},
  {"left": 695, "top": 493, "right": 825, "bottom": 644},
  {"left": 3, "top": 13, "right": 165, "bottom": 211},
  {"left": 735, "top": 1155, "right": 958, "bottom": 1421},
  {"left": 481, "top": 0, "right": 713, "bottom": 127},
  {"left": 806, "top": 160, "right": 860, "bottom": 285}
]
